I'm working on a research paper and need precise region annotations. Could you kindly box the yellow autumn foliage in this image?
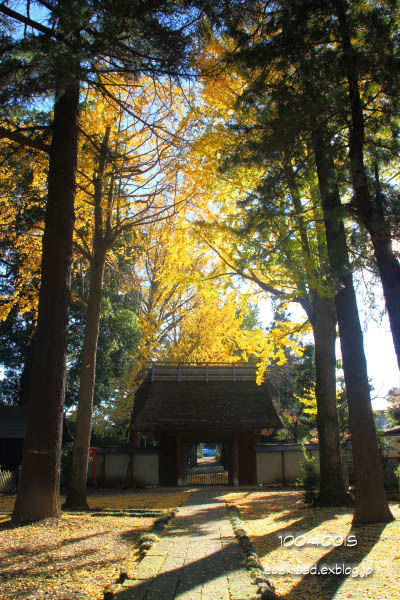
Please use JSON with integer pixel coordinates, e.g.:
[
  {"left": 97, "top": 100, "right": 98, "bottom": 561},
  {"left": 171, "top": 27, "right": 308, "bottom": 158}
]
[
  {"left": 0, "top": 140, "right": 47, "bottom": 322},
  {"left": 295, "top": 385, "right": 318, "bottom": 416},
  {"left": 122, "top": 210, "right": 306, "bottom": 393},
  {"left": 1, "top": 71, "right": 308, "bottom": 409}
]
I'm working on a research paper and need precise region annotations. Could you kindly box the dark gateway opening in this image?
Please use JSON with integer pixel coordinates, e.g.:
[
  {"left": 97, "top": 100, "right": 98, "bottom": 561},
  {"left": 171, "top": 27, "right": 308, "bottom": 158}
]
[{"left": 185, "top": 443, "right": 229, "bottom": 485}]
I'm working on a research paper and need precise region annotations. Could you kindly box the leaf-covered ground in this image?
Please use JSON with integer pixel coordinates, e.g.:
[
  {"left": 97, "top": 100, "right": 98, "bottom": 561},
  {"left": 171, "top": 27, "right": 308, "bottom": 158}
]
[
  {"left": 223, "top": 490, "right": 400, "bottom": 600},
  {"left": 0, "top": 488, "right": 189, "bottom": 600},
  {"left": 1, "top": 488, "right": 399, "bottom": 599}
]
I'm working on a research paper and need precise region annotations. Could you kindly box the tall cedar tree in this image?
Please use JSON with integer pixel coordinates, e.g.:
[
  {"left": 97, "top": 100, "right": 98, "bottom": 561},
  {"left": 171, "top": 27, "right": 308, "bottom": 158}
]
[
  {"left": 333, "top": 0, "right": 400, "bottom": 371},
  {"left": 0, "top": 0, "right": 219, "bottom": 523},
  {"left": 221, "top": 0, "right": 394, "bottom": 522}
]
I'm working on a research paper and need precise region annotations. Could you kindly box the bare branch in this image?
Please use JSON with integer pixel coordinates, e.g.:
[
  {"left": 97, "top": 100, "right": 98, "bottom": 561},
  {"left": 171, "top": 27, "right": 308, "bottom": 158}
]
[
  {"left": 0, "top": 2, "right": 52, "bottom": 35},
  {"left": 0, "top": 126, "right": 50, "bottom": 153}
]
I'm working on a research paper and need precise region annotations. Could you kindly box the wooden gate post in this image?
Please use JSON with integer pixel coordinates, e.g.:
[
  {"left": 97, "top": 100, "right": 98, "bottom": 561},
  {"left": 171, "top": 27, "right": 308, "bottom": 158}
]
[
  {"left": 232, "top": 435, "right": 239, "bottom": 487},
  {"left": 281, "top": 450, "right": 286, "bottom": 486},
  {"left": 176, "top": 435, "right": 183, "bottom": 486}
]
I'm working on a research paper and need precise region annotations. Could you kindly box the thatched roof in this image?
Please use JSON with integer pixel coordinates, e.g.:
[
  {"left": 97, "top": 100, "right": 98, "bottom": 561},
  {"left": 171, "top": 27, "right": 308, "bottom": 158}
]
[{"left": 132, "top": 363, "right": 282, "bottom": 432}]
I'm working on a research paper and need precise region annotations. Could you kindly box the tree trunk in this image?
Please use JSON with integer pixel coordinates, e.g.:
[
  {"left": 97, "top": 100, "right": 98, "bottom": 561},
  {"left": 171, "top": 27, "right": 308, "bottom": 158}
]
[
  {"left": 287, "top": 167, "right": 348, "bottom": 505},
  {"left": 12, "top": 82, "right": 80, "bottom": 523},
  {"left": 18, "top": 328, "right": 36, "bottom": 406},
  {"left": 64, "top": 243, "right": 106, "bottom": 508},
  {"left": 312, "top": 128, "right": 393, "bottom": 524},
  {"left": 64, "top": 127, "right": 110, "bottom": 509},
  {"left": 310, "top": 294, "right": 350, "bottom": 505},
  {"left": 371, "top": 235, "right": 400, "bottom": 366},
  {"left": 334, "top": 0, "right": 400, "bottom": 370}
]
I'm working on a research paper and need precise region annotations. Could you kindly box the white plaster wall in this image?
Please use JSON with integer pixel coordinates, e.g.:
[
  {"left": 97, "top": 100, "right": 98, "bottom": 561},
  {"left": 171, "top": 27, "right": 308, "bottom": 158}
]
[
  {"left": 256, "top": 449, "right": 320, "bottom": 484},
  {"left": 284, "top": 450, "right": 320, "bottom": 482},
  {"left": 87, "top": 452, "right": 159, "bottom": 486},
  {"left": 256, "top": 452, "right": 282, "bottom": 483},
  {"left": 133, "top": 453, "right": 159, "bottom": 486},
  {"left": 106, "top": 453, "right": 129, "bottom": 481}
]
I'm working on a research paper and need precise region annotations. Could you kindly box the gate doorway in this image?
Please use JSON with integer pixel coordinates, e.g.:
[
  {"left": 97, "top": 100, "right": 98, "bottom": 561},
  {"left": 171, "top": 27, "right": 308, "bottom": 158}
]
[{"left": 184, "top": 442, "right": 229, "bottom": 485}]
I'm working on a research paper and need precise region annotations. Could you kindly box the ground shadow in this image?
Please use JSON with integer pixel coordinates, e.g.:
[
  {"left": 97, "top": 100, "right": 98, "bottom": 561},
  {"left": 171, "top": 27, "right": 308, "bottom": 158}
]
[
  {"left": 115, "top": 542, "right": 243, "bottom": 600},
  {"left": 230, "top": 490, "right": 391, "bottom": 600},
  {"left": 225, "top": 491, "right": 340, "bottom": 557},
  {"left": 280, "top": 522, "right": 387, "bottom": 600},
  {"left": 120, "top": 497, "right": 230, "bottom": 543}
]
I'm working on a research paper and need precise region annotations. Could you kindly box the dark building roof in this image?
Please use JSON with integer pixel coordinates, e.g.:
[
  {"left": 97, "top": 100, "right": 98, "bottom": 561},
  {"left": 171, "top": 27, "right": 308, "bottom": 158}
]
[
  {"left": 383, "top": 425, "right": 400, "bottom": 436},
  {"left": 0, "top": 406, "right": 27, "bottom": 439},
  {"left": 255, "top": 443, "right": 320, "bottom": 453},
  {"left": 0, "top": 405, "right": 73, "bottom": 442},
  {"left": 132, "top": 363, "right": 282, "bottom": 432}
]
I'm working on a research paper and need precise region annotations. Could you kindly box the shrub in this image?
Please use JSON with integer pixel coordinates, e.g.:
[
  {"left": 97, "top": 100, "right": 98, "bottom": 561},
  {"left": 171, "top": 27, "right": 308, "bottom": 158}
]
[{"left": 297, "top": 443, "right": 319, "bottom": 504}]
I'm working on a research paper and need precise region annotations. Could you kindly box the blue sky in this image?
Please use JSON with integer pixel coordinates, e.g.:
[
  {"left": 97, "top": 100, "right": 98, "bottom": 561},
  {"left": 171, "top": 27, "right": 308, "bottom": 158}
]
[{"left": 258, "top": 286, "right": 400, "bottom": 412}]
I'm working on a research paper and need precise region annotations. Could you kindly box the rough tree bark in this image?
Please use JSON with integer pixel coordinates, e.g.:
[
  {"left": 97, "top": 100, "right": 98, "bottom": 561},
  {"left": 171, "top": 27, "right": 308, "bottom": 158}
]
[
  {"left": 308, "top": 295, "right": 350, "bottom": 505},
  {"left": 287, "top": 168, "right": 349, "bottom": 505},
  {"left": 312, "top": 127, "right": 393, "bottom": 524},
  {"left": 12, "top": 82, "right": 80, "bottom": 523},
  {"left": 64, "top": 244, "right": 106, "bottom": 507},
  {"left": 334, "top": 0, "right": 400, "bottom": 370},
  {"left": 18, "top": 327, "right": 36, "bottom": 406},
  {"left": 64, "top": 128, "right": 110, "bottom": 508}
]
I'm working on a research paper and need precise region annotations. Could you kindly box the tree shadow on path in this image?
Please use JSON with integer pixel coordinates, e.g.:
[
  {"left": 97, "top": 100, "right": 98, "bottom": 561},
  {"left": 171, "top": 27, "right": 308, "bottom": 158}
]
[{"left": 280, "top": 522, "right": 386, "bottom": 600}]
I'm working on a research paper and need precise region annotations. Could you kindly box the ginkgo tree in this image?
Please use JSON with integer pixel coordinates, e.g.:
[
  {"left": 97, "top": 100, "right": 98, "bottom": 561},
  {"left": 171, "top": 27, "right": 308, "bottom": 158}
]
[
  {"left": 174, "top": 46, "right": 350, "bottom": 505},
  {"left": 0, "top": 137, "right": 47, "bottom": 408},
  {"left": 121, "top": 207, "right": 306, "bottom": 399},
  {"left": 0, "top": 137, "right": 47, "bottom": 323},
  {"left": 64, "top": 76, "right": 199, "bottom": 508}
]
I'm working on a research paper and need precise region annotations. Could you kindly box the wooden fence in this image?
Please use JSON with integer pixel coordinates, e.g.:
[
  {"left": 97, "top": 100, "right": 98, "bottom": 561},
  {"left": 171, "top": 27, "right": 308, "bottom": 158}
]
[
  {"left": 187, "top": 471, "right": 229, "bottom": 485},
  {"left": 148, "top": 361, "right": 258, "bottom": 382},
  {"left": 0, "top": 469, "right": 17, "bottom": 493}
]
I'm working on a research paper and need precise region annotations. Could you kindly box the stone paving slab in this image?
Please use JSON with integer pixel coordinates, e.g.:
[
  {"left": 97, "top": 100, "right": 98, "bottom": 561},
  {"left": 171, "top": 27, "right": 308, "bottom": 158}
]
[
  {"left": 117, "top": 578, "right": 152, "bottom": 600},
  {"left": 115, "top": 489, "right": 255, "bottom": 600},
  {"left": 134, "top": 554, "right": 167, "bottom": 579}
]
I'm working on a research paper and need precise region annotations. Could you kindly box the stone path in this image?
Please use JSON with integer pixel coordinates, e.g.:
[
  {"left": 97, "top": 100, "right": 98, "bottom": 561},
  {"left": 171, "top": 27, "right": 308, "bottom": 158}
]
[{"left": 115, "top": 489, "right": 256, "bottom": 600}]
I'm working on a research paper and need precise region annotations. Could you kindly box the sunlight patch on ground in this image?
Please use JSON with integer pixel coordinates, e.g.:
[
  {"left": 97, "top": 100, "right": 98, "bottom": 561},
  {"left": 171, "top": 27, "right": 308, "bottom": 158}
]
[
  {"left": 0, "top": 487, "right": 190, "bottom": 513},
  {"left": 0, "top": 489, "right": 188, "bottom": 599},
  {"left": 223, "top": 490, "right": 400, "bottom": 600}
]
